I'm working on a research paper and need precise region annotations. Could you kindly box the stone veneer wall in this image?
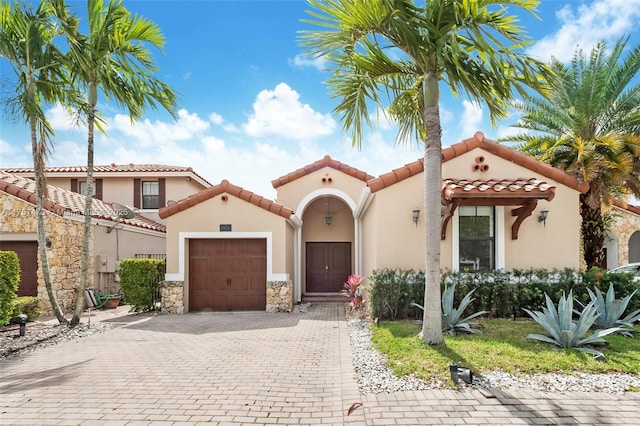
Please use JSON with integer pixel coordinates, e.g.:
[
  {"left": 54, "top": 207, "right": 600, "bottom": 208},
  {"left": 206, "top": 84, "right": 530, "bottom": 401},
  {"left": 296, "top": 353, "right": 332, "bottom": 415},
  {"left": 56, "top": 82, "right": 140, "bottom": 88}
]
[
  {"left": 161, "top": 281, "right": 184, "bottom": 314},
  {"left": 1, "top": 192, "right": 91, "bottom": 315},
  {"left": 266, "top": 280, "right": 293, "bottom": 313},
  {"left": 612, "top": 207, "right": 640, "bottom": 266},
  {"left": 158, "top": 280, "right": 292, "bottom": 313}
]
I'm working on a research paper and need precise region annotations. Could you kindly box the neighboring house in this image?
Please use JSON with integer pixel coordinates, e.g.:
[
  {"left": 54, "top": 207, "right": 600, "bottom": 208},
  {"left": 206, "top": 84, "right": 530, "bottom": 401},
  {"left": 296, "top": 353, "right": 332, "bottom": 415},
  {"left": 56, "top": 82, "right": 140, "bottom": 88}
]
[
  {"left": 1, "top": 164, "right": 212, "bottom": 224},
  {"left": 159, "top": 132, "right": 590, "bottom": 313},
  {"left": 0, "top": 171, "right": 166, "bottom": 314},
  {"left": 605, "top": 202, "right": 640, "bottom": 269}
]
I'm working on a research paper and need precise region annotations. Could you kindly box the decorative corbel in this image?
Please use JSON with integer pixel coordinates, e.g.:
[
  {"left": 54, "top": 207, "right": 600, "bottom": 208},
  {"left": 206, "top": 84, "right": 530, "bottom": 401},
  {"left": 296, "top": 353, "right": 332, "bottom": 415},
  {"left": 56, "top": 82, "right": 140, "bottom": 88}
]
[
  {"left": 510, "top": 199, "right": 538, "bottom": 239},
  {"left": 441, "top": 199, "right": 460, "bottom": 240}
]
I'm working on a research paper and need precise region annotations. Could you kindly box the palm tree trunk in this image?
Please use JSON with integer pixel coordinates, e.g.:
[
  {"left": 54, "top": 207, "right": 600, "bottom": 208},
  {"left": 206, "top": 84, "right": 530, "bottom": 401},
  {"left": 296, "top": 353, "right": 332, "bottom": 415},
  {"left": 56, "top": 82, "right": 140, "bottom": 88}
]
[
  {"left": 580, "top": 193, "right": 606, "bottom": 269},
  {"left": 71, "top": 98, "right": 96, "bottom": 326},
  {"left": 30, "top": 117, "right": 67, "bottom": 325},
  {"left": 419, "top": 71, "right": 445, "bottom": 346}
]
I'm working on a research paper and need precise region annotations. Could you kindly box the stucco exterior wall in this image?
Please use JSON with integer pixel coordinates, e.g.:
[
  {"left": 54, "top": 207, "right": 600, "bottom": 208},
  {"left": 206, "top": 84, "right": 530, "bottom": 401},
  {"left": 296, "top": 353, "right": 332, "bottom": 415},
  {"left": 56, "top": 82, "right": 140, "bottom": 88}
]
[
  {"left": 444, "top": 149, "right": 583, "bottom": 270},
  {"left": 276, "top": 166, "right": 365, "bottom": 211},
  {"left": 164, "top": 193, "right": 291, "bottom": 277},
  {"left": 1, "top": 192, "right": 91, "bottom": 314}
]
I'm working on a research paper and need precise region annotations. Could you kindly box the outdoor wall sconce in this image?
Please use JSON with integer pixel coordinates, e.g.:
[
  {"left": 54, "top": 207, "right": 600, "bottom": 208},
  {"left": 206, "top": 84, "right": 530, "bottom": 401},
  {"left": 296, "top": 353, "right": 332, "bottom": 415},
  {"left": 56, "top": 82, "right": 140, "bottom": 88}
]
[
  {"left": 412, "top": 208, "right": 420, "bottom": 226},
  {"left": 538, "top": 208, "right": 549, "bottom": 226},
  {"left": 325, "top": 214, "right": 333, "bottom": 225},
  {"left": 449, "top": 362, "right": 474, "bottom": 385},
  {"left": 45, "top": 238, "right": 52, "bottom": 248}
]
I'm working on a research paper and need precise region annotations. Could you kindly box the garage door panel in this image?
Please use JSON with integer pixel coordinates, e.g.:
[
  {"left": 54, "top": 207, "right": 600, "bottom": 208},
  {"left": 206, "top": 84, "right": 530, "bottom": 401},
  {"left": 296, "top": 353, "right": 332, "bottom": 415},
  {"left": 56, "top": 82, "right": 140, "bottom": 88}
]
[
  {"left": 0, "top": 241, "right": 38, "bottom": 296},
  {"left": 189, "top": 239, "right": 266, "bottom": 311}
]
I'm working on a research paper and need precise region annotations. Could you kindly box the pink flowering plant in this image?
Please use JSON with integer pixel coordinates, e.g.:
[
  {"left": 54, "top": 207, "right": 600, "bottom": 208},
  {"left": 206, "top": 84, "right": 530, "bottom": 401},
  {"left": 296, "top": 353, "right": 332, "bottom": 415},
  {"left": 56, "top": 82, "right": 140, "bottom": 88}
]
[{"left": 343, "top": 274, "right": 367, "bottom": 316}]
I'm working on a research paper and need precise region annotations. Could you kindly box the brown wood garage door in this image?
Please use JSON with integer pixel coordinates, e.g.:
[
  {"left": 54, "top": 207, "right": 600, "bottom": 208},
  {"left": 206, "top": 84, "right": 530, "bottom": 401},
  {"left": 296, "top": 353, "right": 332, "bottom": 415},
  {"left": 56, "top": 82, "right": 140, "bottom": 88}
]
[
  {"left": 189, "top": 239, "right": 266, "bottom": 311},
  {"left": 0, "top": 241, "right": 38, "bottom": 296}
]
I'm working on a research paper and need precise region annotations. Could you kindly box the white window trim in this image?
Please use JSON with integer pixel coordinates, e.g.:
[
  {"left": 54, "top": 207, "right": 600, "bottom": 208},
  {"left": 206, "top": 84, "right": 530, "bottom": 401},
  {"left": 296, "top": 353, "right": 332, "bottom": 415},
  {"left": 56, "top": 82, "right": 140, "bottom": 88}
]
[
  {"left": 452, "top": 206, "right": 505, "bottom": 271},
  {"left": 165, "top": 231, "right": 288, "bottom": 282}
]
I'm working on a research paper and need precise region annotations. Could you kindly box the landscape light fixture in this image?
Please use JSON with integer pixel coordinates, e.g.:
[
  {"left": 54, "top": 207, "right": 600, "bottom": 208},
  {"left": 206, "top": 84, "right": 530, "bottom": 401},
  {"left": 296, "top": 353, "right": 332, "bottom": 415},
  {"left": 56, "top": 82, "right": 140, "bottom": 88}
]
[
  {"left": 538, "top": 208, "right": 549, "bottom": 226},
  {"left": 449, "top": 362, "right": 474, "bottom": 385}
]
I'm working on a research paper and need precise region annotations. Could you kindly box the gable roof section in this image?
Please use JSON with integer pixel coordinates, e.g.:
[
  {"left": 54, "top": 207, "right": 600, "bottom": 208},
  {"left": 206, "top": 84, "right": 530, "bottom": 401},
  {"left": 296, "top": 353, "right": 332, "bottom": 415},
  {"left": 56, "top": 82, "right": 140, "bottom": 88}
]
[
  {"left": 612, "top": 200, "right": 640, "bottom": 216},
  {"left": 1, "top": 163, "right": 212, "bottom": 187},
  {"left": 367, "top": 132, "right": 590, "bottom": 194},
  {"left": 271, "top": 155, "right": 374, "bottom": 189},
  {"left": 159, "top": 179, "right": 293, "bottom": 220},
  {"left": 0, "top": 171, "right": 166, "bottom": 232}
]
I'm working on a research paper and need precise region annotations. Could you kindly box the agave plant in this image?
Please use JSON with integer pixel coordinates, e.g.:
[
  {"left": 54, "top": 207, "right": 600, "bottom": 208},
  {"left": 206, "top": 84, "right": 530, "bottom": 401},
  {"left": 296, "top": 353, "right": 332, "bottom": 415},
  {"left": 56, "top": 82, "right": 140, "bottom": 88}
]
[
  {"left": 523, "top": 291, "right": 622, "bottom": 359},
  {"left": 412, "top": 283, "right": 488, "bottom": 335},
  {"left": 582, "top": 286, "right": 640, "bottom": 337}
]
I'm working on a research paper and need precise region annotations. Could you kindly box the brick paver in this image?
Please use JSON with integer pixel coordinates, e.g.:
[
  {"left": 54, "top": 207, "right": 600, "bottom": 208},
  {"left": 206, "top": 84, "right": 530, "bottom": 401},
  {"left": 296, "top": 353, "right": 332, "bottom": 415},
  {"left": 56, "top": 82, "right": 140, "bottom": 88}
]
[{"left": 1, "top": 304, "right": 640, "bottom": 425}]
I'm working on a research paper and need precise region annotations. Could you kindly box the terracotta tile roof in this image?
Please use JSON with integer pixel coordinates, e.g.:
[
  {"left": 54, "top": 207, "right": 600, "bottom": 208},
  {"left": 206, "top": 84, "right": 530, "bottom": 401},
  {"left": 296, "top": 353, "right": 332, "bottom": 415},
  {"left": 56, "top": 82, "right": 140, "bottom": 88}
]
[
  {"left": 442, "top": 178, "right": 556, "bottom": 201},
  {"left": 367, "top": 132, "right": 590, "bottom": 194},
  {"left": 271, "top": 155, "right": 375, "bottom": 189},
  {"left": 612, "top": 200, "right": 640, "bottom": 216},
  {"left": 0, "top": 171, "right": 166, "bottom": 233},
  {"left": 1, "top": 163, "right": 212, "bottom": 186},
  {"left": 159, "top": 179, "right": 293, "bottom": 220}
]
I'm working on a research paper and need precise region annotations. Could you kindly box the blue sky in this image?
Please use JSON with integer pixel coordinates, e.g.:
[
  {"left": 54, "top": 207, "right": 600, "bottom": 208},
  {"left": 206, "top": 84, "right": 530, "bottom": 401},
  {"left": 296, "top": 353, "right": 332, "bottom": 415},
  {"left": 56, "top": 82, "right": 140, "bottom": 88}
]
[{"left": 1, "top": 0, "right": 640, "bottom": 200}]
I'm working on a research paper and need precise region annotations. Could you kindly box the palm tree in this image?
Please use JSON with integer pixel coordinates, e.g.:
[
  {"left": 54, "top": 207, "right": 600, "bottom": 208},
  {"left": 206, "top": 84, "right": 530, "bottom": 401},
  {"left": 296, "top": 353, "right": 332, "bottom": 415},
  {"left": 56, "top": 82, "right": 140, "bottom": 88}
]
[
  {"left": 0, "top": 1, "right": 77, "bottom": 324},
  {"left": 49, "top": 0, "right": 179, "bottom": 327},
  {"left": 301, "top": 0, "right": 552, "bottom": 345},
  {"left": 503, "top": 36, "right": 640, "bottom": 269}
]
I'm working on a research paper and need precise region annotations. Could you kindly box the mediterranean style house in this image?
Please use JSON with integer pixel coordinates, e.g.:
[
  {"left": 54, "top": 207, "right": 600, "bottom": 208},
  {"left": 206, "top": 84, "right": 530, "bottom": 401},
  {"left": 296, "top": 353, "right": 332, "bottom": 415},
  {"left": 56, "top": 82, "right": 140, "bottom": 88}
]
[
  {"left": 159, "top": 132, "right": 629, "bottom": 314},
  {"left": 0, "top": 168, "right": 177, "bottom": 314},
  {"left": 1, "top": 164, "right": 211, "bottom": 223}
]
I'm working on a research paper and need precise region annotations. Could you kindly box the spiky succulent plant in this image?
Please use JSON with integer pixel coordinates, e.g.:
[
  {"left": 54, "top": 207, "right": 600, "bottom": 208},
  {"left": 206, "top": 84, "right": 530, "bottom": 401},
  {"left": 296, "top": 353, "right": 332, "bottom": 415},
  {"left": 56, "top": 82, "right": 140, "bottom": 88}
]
[
  {"left": 412, "top": 282, "right": 488, "bottom": 335},
  {"left": 582, "top": 286, "right": 640, "bottom": 337},
  {"left": 524, "top": 291, "right": 621, "bottom": 359}
]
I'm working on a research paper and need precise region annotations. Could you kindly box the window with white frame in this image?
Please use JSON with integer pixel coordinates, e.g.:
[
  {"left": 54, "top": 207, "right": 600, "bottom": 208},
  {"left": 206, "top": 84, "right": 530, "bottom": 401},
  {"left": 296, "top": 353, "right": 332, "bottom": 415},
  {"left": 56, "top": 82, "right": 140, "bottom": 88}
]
[
  {"left": 142, "top": 181, "right": 159, "bottom": 209},
  {"left": 458, "top": 206, "right": 495, "bottom": 271}
]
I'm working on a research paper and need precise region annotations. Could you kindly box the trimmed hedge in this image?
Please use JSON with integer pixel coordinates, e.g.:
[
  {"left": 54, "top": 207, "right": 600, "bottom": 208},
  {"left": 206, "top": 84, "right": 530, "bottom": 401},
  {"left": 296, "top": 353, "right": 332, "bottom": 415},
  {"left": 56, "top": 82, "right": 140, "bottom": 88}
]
[
  {"left": 368, "top": 267, "right": 640, "bottom": 320},
  {"left": 119, "top": 258, "right": 164, "bottom": 312},
  {"left": 0, "top": 251, "right": 21, "bottom": 325}
]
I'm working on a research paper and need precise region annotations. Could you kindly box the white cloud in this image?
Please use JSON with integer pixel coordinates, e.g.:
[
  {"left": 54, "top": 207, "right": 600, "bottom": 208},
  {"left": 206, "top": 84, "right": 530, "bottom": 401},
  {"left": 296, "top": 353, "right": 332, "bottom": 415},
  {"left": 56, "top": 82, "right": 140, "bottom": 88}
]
[
  {"left": 182, "top": 72, "right": 192, "bottom": 80},
  {"left": 243, "top": 82, "right": 336, "bottom": 140},
  {"left": 0, "top": 139, "right": 16, "bottom": 155},
  {"left": 209, "top": 112, "right": 240, "bottom": 133},
  {"left": 209, "top": 112, "right": 224, "bottom": 125},
  {"left": 47, "top": 104, "right": 85, "bottom": 132},
  {"left": 108, "top": 108, "right": 210, "bottom": 147},
  {"left": 460, "top": 100, "right": 483, "bottom": 138},
  {"left": 528, "top": 0, "right": 640, "bottom": 62},
  {"left": 289, "top": 54, "right": 327, "bottom": 71}
]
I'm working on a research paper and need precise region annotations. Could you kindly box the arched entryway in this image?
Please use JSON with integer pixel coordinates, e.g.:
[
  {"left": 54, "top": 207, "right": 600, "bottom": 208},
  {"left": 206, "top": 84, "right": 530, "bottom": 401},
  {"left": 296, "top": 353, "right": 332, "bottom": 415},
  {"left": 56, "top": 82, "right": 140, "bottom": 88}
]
[
  {"left": 302, "top": 195, "right": 354, "bottom": 294},
  {"left": 629, "top": 231, "right": 640, "bottom": 263}
]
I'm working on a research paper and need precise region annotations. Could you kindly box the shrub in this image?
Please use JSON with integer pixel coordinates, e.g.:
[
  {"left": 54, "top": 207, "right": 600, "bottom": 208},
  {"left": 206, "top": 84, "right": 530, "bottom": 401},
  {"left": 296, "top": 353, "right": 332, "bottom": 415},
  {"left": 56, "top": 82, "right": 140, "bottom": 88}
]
[
  {"left": 368, "top": 267, "right": 640, "bottom": 321},
  {"left": 368, "top": 269, "right": 424, "bottom": 320},
  {"left": 12, "top": 296, "right": 41, "bottom": 321},
  {"left": 119, "top": 258, "right": 164, "bottom": 312},
  {"left": 0, "top": 251, "right": 20, "bottom": 325}
]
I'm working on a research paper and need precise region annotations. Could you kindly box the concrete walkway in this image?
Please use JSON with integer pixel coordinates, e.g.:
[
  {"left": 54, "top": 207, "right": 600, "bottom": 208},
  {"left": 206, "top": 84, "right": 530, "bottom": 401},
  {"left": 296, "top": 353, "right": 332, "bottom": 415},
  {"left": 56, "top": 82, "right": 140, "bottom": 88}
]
[{"left": 1, "top": 304, "right": 639, "bottom": 425}]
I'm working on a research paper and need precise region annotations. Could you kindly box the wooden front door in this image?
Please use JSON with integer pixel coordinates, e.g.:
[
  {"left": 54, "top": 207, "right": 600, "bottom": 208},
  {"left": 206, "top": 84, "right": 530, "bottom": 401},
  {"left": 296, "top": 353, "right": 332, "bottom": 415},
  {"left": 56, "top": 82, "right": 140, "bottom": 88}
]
[
  {"left": 0, "top": 241, "right": 38, "bottom": 296},
  {"left": 189, "top": 239, "right": 266, "bottom": 311},
  {"left": 305, "top": 242, "right": 351, "bottom": 293}
]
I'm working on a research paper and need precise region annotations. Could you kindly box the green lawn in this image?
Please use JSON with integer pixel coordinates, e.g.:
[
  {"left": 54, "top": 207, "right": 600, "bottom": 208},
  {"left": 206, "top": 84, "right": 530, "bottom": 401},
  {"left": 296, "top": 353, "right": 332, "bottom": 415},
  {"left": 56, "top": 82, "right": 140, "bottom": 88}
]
[{"left": 370, "top": 319, "right": 640, "bottom": 386}]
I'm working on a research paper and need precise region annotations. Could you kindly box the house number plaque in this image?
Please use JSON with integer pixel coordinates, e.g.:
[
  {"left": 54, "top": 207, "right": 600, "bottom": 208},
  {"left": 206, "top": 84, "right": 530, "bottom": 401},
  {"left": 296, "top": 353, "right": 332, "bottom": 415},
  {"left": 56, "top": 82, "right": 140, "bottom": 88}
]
[{"left": 220, "top": 224, "right": 232, "bottom": 232}]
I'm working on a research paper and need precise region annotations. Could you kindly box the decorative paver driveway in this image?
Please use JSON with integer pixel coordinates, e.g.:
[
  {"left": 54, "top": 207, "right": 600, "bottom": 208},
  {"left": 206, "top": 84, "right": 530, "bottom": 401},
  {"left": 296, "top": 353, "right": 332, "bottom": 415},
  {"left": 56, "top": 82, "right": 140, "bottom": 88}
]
[{"left": 2, "top": 304, "right": 640, "bottom": 425}]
